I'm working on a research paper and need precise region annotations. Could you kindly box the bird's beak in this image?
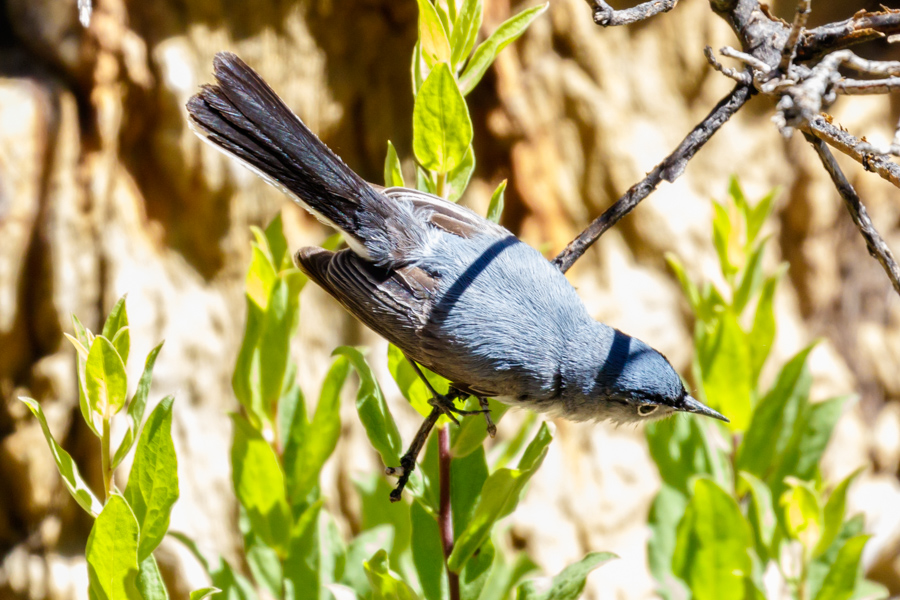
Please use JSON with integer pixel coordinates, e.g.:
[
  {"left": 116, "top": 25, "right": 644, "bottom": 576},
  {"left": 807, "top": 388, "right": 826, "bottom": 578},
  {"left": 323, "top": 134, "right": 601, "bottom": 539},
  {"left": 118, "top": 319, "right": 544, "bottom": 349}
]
[{"left": 681, "top": 395, "right": 730, "bottom": 423}]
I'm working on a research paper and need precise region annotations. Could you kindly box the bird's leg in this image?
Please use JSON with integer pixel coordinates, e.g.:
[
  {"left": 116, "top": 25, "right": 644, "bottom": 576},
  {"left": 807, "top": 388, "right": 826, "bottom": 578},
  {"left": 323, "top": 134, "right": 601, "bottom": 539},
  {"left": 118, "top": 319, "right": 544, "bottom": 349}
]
[
  {"left": 385, "top": 407, "right": 441, "bottom": 502},
  {"left": 404, "top": 356, "right": 488, "bottom": 425}
]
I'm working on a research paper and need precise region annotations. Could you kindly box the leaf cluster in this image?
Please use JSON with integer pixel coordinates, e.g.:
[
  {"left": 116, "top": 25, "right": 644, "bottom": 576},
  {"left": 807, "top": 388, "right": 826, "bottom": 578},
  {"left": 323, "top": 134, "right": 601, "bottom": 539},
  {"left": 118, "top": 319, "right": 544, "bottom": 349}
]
[
  {"left": 648, "top": 179, "right": 885, "bottom": 600},
  {"left": 22, "top": 297, "right": 207, "bottom": 599}
]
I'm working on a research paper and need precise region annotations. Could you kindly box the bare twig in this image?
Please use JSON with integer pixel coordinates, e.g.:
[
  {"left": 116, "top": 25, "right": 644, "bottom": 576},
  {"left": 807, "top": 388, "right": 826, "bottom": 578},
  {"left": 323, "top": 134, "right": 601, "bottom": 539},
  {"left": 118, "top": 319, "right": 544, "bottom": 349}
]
[
  {"left": 588, "top": 0, "right": 678, "bottom": 26},
  {"left": 704, "top": 46, "right": 752, "bottom": 84},
  {"left": 720, "top": 46, "right": 772, "bottom": 76},
  {"left": 438, "top": 427, "right": 461, "bottom": 600},
  {"left": 779, "top": 0, "right": 811, "bottom": 74},
  {"left": 802, "top": 116, "right": 900, "bottom": 189},
  {"left": 804, "top": 133, "right": 900, "bottom": 296},
  {"left": 799, "top": 8, "right": 900, "bottom": 60},
  {"left": 553, "top": 82, "right": 753, "bottom": 273},
  {"left": 836, "top": 77, "right": 900, "bottom": 95}
]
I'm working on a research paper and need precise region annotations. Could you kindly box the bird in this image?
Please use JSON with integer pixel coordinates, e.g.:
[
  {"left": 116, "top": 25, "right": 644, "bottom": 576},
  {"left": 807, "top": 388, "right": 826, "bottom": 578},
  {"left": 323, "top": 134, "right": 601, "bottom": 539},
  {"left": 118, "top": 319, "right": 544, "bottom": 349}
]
[{"left": 187, "top": 52, "right": 727, "bottom": 495}]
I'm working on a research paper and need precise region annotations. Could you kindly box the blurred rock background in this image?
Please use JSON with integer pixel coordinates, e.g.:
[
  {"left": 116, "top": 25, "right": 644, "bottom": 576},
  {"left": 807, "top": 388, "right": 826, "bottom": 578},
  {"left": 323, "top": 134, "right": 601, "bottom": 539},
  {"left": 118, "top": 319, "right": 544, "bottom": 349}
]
[{"left": 1, "top": 0, "right": 899, "bottom": 598}]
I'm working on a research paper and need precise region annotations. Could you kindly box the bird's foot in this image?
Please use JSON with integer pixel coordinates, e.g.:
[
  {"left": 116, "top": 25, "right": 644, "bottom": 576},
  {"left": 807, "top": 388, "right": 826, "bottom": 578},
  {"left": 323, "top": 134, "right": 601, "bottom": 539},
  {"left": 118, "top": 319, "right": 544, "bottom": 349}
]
[
  {"left": 478, "top": 396, "right": 497, "bottom": 437},
  {"left": 428, "top": 393, "right": 488, "bottom": 426}
]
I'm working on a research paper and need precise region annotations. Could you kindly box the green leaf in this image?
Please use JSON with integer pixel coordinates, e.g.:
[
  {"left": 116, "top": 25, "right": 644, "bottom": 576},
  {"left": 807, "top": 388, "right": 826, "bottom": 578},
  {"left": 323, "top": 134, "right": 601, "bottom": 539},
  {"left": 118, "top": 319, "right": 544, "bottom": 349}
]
[
  {"left": 732, "top": 238, "right": 767, "bottom": 313},
  {"left": 451, "top": 446, "right": 489, "bottom": 538},
  {"left": 354, "top": 474, "right": 412, "bottom": 566},
  {"left": 246, "top": 245, "right": 277, "bottom": 310},
  {"left": 737, "top": 344, "right": 815, "bottom": 480},
  {"left": 334, "top": 347, "right": 403, "bottom": 467},
  {"left": 190, "top": 588, "right": 221, "bottom": 600},
  {"left": 388, "top": 343, "right": 450, "bottom": 422},
  {"left": 285, "top": 356, "right": 349, "bottom": 504},
  {"left": 781, "top": 478, "right": 822, "bottom": 551},
  {"left": 343, "top": 525, "right": 395, "bottom": 599},
  {"left": 646, "top": 415, "right": 712, "bottom": 495},
  {"left": 264, "top": 213, "right": 290, "bottom": 272},
  {"left": 72, "top": 315, "right": 100, "bottom": 436},
  {"left": 647, "top": 485, "right": 689, "bottom": 600},
  {"left": 18, "top": 397, "right": 103, "bottom": 516},
  {"left": 815, "top": 469, "right": 862, "bottom": 558},
  {"left": 771, "top": 395, "right": 851, "bottom": 499},
  {"left": 461, "top": 538, "right": 494, "bottom": 600},
  {"left": 111, "top": 327, "right": 131, "bottom": 369},
  {"left": 413, "top": 62, "right": 473, "bottom": 174},
  {"left": 113, "top": 342, "right": 165, "bottom": 469},
  {"left": 258, "top": 278, "right": 296, "bottom": 420},
  {"left": 698, "top": 309, "right": 752, "bottom": 431},
  {"left": 450, "top": 0, "right": 483, "bottom": 69},
  {"left": 86, "top": 495, "right": 140, "bottom": 600},
  {"left": 411, "top": 500, "right": 448, "bottom": 600},
  {"left": 459, "top": 3, "right": 548, "bottom": 95},
  {"left": 446, "top": 145, "right": 475, "bottom": 202},
  {"left": 124, "top": 396, "right": 179, "bottom": 561},
  {"left": 808, "top": 515, "right": 865, "bottom": 600},
  {"left": 417, "top": 166, "right": 438, "bottom": 195},
  {"left": 486, "top": 179, "right": 507, "bottom": 224},
  {"left": 672, "top": 479, "right": 753, "bottom": 600},
  {"left": 86, "top": 336, "right": 128, "bottom": 416},
  {"left": 244, "top": 529, "right": 282, "bottom": 600},
  {"left": 416, "top": 0, "right": 451, "bottom": 67},
  {"left": 813, "top": 535, "right": 870, "bottom": 600},
  {"left": 738, "top": 471, "right": 776, "bottom": 561},
  {"left": 385, "top": 141, "right": 406, "bottom": 188},
  {"left": 364, "top": 549, "right": 421, "bottom": 600},
  {"left": 748, "top": 188, "right": 778, "bottom": 246},
  {"left": 412, "top": 41, "right": 425, "bottom": 96},
  {"left": 168, "top": 533, "right": 258, "bottom": 600},
  {"left": 137, "top": 555, "right": 170, "bottom": 600},
  {"left": 102, "top": 295, "right": 130, "bottom": 364},
  {"left": 749, "top": 268, "right": 784, "bottom": 382},
  {"left": 230, "top": 414, "right": 292, "bottom": 554},
  {"left": 448, "top": 424, "right": 552, "bottom": 571},
  {"left": 712, "top": 201, "right": 736, "bottom": 282},
  {"left": 728, "top": 176, "right": 748, "bottom": 221},
  {"left": 481, "top": 552, "right": 539, "bottom": 600},
  {"left": 665, "top": 254, "right": 701, "bottom": 313},
  {"left": 515, "top": 552, "right": 616, "bottom": 600},
  {"left": 284, "top": 502, "right": 346, "bottom": 600}
]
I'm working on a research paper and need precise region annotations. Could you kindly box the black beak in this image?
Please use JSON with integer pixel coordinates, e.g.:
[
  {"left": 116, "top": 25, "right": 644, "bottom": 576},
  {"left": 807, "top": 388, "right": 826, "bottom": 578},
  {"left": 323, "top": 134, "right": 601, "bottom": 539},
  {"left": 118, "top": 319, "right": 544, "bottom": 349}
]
[{"left": 681, "top": 395, "right": 729, "bottom": 422}]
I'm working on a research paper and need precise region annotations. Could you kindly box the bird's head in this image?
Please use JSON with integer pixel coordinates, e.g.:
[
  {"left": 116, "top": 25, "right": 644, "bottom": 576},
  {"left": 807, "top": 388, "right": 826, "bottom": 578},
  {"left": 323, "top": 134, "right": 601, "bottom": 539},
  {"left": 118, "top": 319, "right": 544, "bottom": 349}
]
[{"left": 594, "top": 332, "right": 728, "bottom": 425}]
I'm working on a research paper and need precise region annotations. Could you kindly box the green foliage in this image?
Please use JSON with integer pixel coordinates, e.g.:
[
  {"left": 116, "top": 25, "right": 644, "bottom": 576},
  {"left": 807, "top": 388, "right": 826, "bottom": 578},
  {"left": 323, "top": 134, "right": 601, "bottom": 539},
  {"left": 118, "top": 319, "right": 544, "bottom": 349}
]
[
  {"left": 649, "top": 179, "right": 885, "bottom": 600},
  {"left": 23, "top": 294, "right": 178, "bottom": 599}
]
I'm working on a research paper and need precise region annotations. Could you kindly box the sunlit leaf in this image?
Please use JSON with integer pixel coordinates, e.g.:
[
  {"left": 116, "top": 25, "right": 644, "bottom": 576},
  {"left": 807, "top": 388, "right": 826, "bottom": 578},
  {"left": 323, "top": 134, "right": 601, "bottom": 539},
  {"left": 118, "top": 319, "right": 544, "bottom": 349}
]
[
  {"left": 414, "top": 63, "right": 473, "bottom": 174},
  {"left": 19, "top": 397, "right": 103, "bottom": 516},
  {"left": 124, "top": 396, "right": 179, "bottom": 561},
  {"left": 515, "top": 552, "right": 616, "bottom": 600},
  {"left": 86, "top": 495, "right": 140, "bottom": 600}
]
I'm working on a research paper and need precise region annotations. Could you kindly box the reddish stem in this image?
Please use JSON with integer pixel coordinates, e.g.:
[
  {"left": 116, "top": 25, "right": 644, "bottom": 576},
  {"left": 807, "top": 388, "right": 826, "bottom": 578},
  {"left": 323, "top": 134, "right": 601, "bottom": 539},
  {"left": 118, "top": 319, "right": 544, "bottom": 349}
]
[{"left": 438, "top": 425, "right": 460, "bottom": 600}]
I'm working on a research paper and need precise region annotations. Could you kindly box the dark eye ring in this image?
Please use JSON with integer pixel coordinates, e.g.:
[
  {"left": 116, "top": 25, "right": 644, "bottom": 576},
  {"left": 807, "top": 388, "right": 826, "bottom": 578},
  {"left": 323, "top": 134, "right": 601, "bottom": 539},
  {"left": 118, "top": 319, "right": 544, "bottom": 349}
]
[{"left": 638, "top": 405, "right": 658, "bottom": 417}]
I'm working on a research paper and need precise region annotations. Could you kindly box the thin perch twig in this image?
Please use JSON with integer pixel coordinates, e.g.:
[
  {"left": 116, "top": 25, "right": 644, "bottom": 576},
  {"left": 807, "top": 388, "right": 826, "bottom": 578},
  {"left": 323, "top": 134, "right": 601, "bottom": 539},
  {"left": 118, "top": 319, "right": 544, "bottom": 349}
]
[
  {"left": 804, "top": 133, "right": 900, "bottom": 296},
  {"left": 587, "top": 0, "right": 678, "bottom": 26},
  {"left": 553, "top": 82, "right": 753, "bottom": 273}
]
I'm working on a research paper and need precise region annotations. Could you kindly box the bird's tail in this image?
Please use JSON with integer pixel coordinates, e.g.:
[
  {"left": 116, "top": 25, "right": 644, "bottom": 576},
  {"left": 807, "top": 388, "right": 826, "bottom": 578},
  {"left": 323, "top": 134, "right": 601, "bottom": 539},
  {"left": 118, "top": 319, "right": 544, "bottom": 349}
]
[{"left": 186, "top": 52, "right": 389, "bottom": 255}]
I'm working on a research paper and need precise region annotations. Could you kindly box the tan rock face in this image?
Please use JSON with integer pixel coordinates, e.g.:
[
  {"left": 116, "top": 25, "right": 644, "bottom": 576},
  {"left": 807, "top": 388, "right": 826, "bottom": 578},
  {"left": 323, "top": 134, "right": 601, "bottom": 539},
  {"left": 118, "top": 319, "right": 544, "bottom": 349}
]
[{"left": 2, "top": 0, "right": 900, "bottom": 598}]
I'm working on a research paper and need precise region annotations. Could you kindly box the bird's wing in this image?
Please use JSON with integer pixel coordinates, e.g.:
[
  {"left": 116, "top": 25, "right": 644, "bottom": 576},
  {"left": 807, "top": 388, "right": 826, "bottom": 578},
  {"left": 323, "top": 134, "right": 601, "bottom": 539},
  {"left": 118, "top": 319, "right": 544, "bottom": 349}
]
[
  {"left": 382, "top": 187, "right": 509, "bottom": 240},
  {"left": 296, "top": 246, "right": 437, "bottom": 347}
]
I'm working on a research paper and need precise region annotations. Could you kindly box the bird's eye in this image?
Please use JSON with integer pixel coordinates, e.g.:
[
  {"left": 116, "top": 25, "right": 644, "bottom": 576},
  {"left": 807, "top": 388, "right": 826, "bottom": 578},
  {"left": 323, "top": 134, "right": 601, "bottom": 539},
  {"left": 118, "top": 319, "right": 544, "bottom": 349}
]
[{"left": 638, "top": 405, "right": 659, "bottom": 417}]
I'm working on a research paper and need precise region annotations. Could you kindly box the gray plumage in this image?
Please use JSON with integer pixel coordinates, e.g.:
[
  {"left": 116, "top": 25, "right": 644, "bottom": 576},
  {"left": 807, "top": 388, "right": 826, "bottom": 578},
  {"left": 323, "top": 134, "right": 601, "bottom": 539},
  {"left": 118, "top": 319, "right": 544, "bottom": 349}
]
[{"left": 187, "top": 52, "right": 726, "bottom": 425}]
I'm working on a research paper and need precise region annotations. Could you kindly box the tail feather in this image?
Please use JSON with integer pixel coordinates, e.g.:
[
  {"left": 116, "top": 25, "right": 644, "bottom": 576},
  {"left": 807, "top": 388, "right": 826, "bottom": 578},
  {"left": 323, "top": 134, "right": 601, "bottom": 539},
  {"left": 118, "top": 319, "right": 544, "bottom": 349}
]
[{"left": 187, "top": 52, "right": 383, "bottom": 243}]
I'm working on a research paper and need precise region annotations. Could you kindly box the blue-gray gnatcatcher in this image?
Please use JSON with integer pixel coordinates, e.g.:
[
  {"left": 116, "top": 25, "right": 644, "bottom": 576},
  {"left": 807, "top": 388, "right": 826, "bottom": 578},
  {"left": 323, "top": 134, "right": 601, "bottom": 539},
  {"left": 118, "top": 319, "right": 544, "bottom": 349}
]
[{"left": 187, "top": 53, "right": 727, "bottom": 498}]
